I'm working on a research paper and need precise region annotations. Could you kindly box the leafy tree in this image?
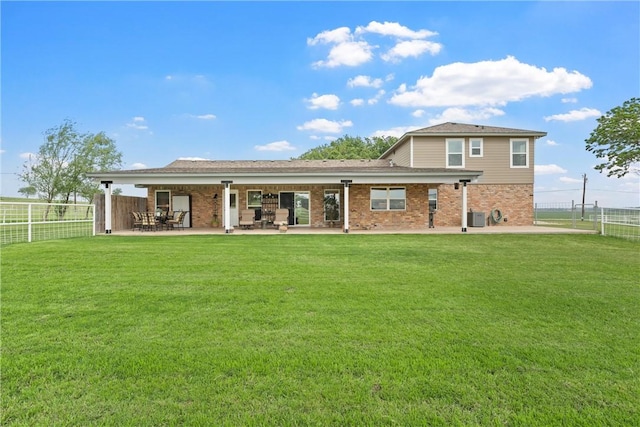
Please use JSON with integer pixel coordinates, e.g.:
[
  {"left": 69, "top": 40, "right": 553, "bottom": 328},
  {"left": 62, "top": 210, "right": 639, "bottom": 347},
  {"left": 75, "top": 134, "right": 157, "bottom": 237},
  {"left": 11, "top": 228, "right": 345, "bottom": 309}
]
[
  {"left": 585, "top": 97, "right": 640, "bottom": 178},
  {"left": 296, "top": 135, "right": 397, "bottom": 160},
  {"left": 20, "top": 119, "right": 123, "bottom": 204},
  {"left": 18, "top": 186, "right": 37, "bottom": 198}
]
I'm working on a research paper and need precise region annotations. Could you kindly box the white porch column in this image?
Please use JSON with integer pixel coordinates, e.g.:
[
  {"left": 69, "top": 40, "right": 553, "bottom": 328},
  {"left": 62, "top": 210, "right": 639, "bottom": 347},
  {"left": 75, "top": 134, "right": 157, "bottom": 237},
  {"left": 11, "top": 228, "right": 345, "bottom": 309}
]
[
  {"left": 460, "top": 180, "right": 470, "bottom": 233},
  {"left": 222, "top": 180, "right": 233, "bottom": 233},
  {"left": 341, "top": 180, "right": 352, "bottom": 233},
  {"left": 102, "top": 181, "right": 113, "bottom": 234}
]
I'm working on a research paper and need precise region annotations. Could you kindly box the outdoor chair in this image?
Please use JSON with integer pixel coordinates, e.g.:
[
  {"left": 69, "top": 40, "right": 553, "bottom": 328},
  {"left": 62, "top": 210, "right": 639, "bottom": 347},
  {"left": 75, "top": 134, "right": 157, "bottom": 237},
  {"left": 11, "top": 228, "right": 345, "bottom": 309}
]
[
  {"left": 166, "top": 211, "right": 187, "bottom": 230},
  {"left": 131, "top": 211, "right": 144, "bottom": 231},
  {"left": 239, "top": 209, "right": 255, "bottom": 229},
  {"left": 274, "top": 208, "right": 289, "bottom": 228},
  {"left": 142, "top": 212, "right": 159, "bottom": 231}
]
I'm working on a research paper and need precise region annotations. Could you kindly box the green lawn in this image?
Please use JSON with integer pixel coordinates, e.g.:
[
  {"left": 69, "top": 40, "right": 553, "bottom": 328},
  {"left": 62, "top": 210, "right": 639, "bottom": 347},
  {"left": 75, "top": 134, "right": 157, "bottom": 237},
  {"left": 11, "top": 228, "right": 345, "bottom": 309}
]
[{"left": 2, "top": 234, "right": 639, "bottom": 425}]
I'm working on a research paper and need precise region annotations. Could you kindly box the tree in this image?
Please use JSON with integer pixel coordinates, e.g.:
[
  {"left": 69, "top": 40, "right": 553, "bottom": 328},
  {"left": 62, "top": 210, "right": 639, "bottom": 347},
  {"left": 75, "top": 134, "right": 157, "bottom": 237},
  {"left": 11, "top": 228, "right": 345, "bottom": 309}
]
[
  {"left": 18, "top": 186, "right": 37, "bottom": 199},
  {"left": 19, "top": 119, "right": 123, "bottom": 204},
  {"left": 585, "top": 97, "right": 640, "bottom": 178},
  {"left": 296, "top": 135, "right": 397, "bottom": 160}
]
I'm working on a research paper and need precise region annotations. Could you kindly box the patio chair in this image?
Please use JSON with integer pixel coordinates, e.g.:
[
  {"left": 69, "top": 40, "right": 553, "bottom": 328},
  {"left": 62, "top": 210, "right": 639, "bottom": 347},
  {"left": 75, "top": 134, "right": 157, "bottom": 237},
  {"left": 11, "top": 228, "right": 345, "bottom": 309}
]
[
  {"left": 166, "top": 211, "right": 187, "bottom": 230},
  {"left": 131, "top": 211, "right": 144, "bottom": 231},
  {"left": 239, "top": 209, "right": 255, "bottom": 229},
  {"left": 274, "top": 208, "right": 289, "bottom": 228},
  {"left": 142, "top": 212, "right": 159, "bottom": 231}
]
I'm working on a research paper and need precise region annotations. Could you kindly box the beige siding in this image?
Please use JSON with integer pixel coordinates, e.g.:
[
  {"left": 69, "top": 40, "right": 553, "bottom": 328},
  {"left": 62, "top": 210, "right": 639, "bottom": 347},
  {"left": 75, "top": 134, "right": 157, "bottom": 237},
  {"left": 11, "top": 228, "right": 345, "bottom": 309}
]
[
  {"left": 389, "top": 141, "right": 411, "bottom": 167},
  {"left": 413, "top": 136, "right": 446, "bottom": 167},
  {"left": 411, "top": 135, "right": 534, "bottom": 184}
]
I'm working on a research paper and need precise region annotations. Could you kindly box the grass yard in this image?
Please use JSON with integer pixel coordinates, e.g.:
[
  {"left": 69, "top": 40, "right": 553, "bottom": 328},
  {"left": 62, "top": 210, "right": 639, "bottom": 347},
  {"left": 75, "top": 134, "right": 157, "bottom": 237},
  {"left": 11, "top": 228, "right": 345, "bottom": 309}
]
[{"left": 2, "top": 234, "right": 639, "bottom": 425}]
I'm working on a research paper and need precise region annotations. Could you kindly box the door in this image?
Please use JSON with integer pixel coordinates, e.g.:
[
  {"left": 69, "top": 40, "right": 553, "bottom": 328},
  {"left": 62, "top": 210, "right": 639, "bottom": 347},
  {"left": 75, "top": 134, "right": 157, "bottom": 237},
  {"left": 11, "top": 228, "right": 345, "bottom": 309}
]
[
  {"left": 279, "top": 192, "right": 310, "bottom": 226},
  {"left": 172, "top": 195, "right": 191, "bottom": 228},
  {"left": 223, "top": 190, "right": 239, "bottom": 227}
]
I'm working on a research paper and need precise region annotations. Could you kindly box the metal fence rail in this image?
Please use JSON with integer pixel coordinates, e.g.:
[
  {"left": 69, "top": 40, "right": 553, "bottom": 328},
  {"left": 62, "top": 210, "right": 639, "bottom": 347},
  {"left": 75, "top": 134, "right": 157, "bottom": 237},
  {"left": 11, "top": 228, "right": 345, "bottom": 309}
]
[
  {"left": 535, "top": 201, "right": 639, "bottom": 241},
  {"left": 600, "top": 207, "right": 640, "bottom": 241},
  {"left": 0, "top": 202, "right": 95, "bottom": 245}
]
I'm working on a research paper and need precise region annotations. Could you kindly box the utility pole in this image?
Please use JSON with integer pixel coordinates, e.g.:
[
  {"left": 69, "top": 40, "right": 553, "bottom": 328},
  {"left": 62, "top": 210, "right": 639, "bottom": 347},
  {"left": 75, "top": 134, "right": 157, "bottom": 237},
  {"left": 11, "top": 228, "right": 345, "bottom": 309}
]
[{"left": 581, "top": 173, "right": 587, "bottom": 221}]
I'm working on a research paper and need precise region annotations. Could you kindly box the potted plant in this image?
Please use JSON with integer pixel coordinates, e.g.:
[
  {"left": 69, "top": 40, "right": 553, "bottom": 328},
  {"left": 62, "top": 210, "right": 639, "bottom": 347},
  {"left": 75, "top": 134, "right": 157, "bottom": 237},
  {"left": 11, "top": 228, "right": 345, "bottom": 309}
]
[{"left": 278, "top": 221, "right": 288, "bottom": 233}]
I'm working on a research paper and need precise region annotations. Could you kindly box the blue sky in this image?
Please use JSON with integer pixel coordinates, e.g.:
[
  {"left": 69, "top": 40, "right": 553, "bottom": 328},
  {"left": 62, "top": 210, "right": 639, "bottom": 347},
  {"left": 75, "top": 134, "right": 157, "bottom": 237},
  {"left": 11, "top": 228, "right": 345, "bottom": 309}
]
[{"left": 2, "top": 1, "right": 639, "bottom": 207}]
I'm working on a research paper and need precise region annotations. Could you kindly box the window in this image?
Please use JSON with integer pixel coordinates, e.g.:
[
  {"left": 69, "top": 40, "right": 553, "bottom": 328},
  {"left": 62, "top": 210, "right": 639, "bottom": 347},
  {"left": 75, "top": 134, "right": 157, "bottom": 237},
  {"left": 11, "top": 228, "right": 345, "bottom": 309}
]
[
  {"left": 370, "top": 187, "right": 406, "bottom": 211},
  {"left": 446, "top": 139, "right": 464, "bottom": 167},
  {"left": 323, "top": 190, "right": 340, "bottom": 221},
  {"left": 428, "top": 188, "right": 438, "bottom": 211},
  {"left": 511, "top": 139, "right": 529, "bottom": 167},
  {"left": 155, "top": 190, "right": 170, "bottom": 213},
  {"left": 247, "top": 190, "right": 262, "bottom": 208},
  {"left": 469, "top": 138, "right": 483, "bottom": 157}
]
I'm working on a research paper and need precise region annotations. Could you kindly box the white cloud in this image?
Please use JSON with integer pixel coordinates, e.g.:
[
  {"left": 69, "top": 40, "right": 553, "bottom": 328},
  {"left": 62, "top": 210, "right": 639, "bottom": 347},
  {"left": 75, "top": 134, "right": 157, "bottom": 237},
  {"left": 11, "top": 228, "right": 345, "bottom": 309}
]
[
  {"left": 195, "top": 114, "right": 216, "bottom": 120},
  {"left": 255, "top": 140, "right": 296, "bottom": 152},
  {"left": 371, "top": 126, "right": 416, "bottom": 138},
  {"left": 412, "top": 109, "right": 425, "bottom": 118},
  {"left": 562, "top": 97, "right": 578, "bottom": 103},
  {"left": 306, "top": 93, "right": 340, "bottom": 110},
  {"left": 297, "top": 119, "right": 353, "bottom": 133},
  {"left": 427, "top": 107, "right": 505, "bottom": 125},
  {"left": 177, "top": 157, "right": 209, "bottom": 161},
  {"left": 347, "top": 75, "right": 384, "bottom": 88},
  {"left": 307, "top": 27, "right": 352, "bottom": 45},
  {"left": 131, "top": 162, "right": 148, "bottom": 169},
  {"left": 545, "top": 139, "right": 559, "bottom": 146},
  {"left": 544, "top": 107, "right": 601, "bottom": 122},
  {"left": 127, "top": 116, "right": 149, "bottom": 130},
  {"left": 313, "top": 41, "right": 374, "bottom": 68},
  {"left": 20, "top": 152, "right": 36, "bottom": 160},
  {"left": 310, "top": 21, "right": 440, "bottom": 68},
  {"left": 0, "top": 149, "right": 5, "bottom": 155},
  {"left": 381, "top": 40, "right": 442, "bottom": 62},
  {"left": 389, "top": 56, "right": 593, "bottom": 108},
  {"left": 355, "top": 21, "right": 437, "bottom": 39},
  {"left": 367, "top": 89, "right": 386, "bottom": 105},
  {"left": 535, "top": 164, "right": 568, "bottom": 175},
  {"left": 350, "top": 98, "right": 365, "bottom": 106},
  {"left": 559, "top": 176, "right": 583, "bottom": 184}
]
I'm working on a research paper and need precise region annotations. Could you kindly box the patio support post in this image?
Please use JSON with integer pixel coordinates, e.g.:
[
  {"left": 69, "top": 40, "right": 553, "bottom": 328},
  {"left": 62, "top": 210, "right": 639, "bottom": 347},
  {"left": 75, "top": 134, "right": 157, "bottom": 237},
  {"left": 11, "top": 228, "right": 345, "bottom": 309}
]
[
  {"left": 102, "top": 181, "right": 113, "bottom": 234},
  {"left": 460, "top": 179, "right": 471, "bottom": 232},
  {"left": 222, "top": 180, "right": 233, "bottom": 233},
  {"left": 341, "top": 180, "right": 352, "bottom": 233}
]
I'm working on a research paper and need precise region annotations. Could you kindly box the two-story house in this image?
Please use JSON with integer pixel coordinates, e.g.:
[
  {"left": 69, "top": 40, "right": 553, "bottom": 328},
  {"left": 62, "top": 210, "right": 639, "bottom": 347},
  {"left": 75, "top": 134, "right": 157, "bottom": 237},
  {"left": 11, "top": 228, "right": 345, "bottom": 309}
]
[{"left": 90, "top": 122, "right": 546, "bottom": 233}]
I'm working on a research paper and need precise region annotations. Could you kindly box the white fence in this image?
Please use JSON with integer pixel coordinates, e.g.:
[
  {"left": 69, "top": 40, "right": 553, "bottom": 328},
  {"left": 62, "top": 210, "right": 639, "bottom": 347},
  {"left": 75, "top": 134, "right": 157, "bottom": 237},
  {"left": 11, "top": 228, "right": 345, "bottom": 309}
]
[
  {"left": 0, "top": 202, "right": 95, "bottom": 245},
  {"left": 600, "top": 207, "right": 640, "bottom": 241}
]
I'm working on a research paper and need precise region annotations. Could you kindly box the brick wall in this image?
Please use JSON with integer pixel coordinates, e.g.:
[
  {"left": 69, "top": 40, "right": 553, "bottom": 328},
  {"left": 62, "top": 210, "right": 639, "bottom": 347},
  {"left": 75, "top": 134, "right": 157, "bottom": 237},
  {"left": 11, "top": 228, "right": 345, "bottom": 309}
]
[{"left": 146, "top": 182, "right": 533, "bottom": 229}]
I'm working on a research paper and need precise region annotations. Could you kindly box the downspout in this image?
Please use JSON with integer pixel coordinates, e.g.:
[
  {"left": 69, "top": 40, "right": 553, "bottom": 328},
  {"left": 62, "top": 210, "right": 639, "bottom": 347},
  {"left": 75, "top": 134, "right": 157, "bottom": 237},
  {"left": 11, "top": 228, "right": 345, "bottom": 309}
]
[
  {"left": 222, "top": 180, "right": 233, "bottom": 233},
  {"left": 102, "top": 181, "right": 113, "bottom": 234},
  {"left": 341, "top": 179, "right": 352, "bottom": 233}
]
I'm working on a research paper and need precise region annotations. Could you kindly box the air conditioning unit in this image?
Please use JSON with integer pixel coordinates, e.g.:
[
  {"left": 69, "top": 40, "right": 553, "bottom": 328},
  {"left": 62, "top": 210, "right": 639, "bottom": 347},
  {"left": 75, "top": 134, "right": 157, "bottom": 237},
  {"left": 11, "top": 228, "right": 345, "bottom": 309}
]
[{"left": 467, "top": 212, "right": 485, "bottom": 227}]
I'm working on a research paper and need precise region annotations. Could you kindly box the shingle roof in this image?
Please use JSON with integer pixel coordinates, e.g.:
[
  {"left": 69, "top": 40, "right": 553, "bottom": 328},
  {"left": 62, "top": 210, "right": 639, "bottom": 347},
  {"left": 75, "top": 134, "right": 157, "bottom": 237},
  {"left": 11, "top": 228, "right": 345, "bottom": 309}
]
[{"left": 408, "top": 122, "right": 546, "bottom": 136}]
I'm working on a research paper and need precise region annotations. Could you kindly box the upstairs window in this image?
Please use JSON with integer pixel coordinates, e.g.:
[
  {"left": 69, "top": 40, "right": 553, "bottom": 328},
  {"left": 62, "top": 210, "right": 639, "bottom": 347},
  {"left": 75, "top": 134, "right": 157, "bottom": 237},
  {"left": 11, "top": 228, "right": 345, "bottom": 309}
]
[
  {"left": 511, "top": 139, "right": 529, "bottom": 167},
  {"left": 469, "top": 138, "right": 483, "bottom": 157},
  {"left": 446, "top": 139, "right": 464, "bottom": 168}
]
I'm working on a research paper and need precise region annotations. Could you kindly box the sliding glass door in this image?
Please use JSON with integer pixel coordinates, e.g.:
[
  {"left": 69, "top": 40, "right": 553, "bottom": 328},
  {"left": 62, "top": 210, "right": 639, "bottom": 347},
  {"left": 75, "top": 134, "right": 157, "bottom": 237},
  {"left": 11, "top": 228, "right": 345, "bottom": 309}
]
[{"left": 279, "top": 191, "right": 310, "bottom": 226}]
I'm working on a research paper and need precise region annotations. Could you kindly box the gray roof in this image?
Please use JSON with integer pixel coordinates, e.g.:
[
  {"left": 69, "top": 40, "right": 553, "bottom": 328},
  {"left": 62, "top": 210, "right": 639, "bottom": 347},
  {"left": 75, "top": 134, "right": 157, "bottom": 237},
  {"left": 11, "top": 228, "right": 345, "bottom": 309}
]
[
  {"left": 88, "top": 158, "right": 483, "bottom": 186},
  {"left": 408, "top": 122, "right": 547, "bottom": 136}
]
